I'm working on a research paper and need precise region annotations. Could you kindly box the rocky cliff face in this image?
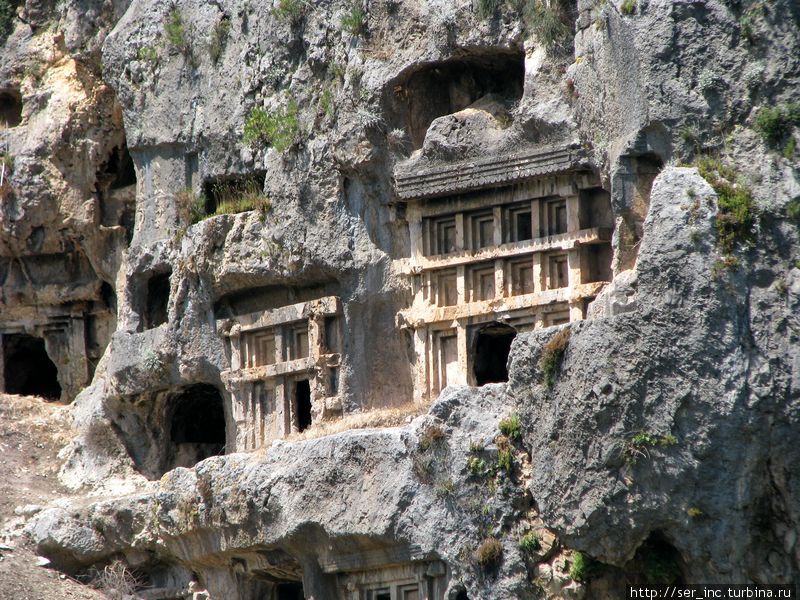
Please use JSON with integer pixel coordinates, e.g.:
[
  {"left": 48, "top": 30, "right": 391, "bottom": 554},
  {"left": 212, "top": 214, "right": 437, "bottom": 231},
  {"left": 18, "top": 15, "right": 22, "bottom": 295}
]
[{"left": 1, "top": 0, "right": 799, "bottom": 598}]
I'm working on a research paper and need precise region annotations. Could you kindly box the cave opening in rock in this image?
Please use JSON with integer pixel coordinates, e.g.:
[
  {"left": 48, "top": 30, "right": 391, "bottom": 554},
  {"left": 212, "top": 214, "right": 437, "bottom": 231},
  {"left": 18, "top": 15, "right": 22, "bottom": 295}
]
[
  {"left": 625, "top": 531, "right": 685, "bottom": 585},
  {"left": 473, "top": 323, "right": 516, "bottom": 385},
  {"left": 169, "top": 384, "right": 226, "bottom": 469},
  {"left": 145, "top": 271, "right": 171, "bottom": 329},
  {"left": 294, "top": 379, "right": 312, "bottom": 432},
  {"left": 276, "top": 581, "right": 305, "bottom": 600},
  {"left": 0, "top": 89, "right": 22, "bottom": 128},
  {"left": 107, "top": 143, "right": 137, "bottom": 190},
  {"left": 2, "top": 334, "right": 61, "bottom": 400},
  {"left": 454, "top": 590, "right": 469, "bottom": 600},
  {"left": 386, "top": 50, "right": 525, "bottom": 149}
]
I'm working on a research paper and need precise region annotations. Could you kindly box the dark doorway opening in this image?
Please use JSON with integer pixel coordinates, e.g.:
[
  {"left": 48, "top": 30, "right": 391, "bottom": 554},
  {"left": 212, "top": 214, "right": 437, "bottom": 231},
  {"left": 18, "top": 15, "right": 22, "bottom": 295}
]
[
  {"left": 144, "top": 271, "right": 171, "bottom": 329},
  {"left": 294, "top": 379, "right": 312, "bottom": 432},
  {"left": 169, "top": 384, "right": 226, "bottom": 469},
  {"left": 473, "top": 323, "right": 516, "bottom": 385},
  {"left": 276, "top": 581, "right": 305, "bottom": 600},
  {"left": 2, "top": 334, "right": 61, "bottom": 399},
  {"left": 0, "top": 90, "right": 22, "bottom": 128},
  {"left": 455, "top": 590, "right": 470, "bottom": 600}
]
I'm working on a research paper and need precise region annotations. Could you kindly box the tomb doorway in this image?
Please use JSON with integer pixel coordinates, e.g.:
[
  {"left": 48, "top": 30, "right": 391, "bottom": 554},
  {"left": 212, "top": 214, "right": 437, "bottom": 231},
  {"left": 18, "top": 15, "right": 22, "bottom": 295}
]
[
  {"left": 169, "top": 384, "right": 226, "bottom": 468},
  {"left": 294, "top": 379, "right": 312, "bottom": 432},
  {"left": 2, "top": 334, "right": 61, "bottom": 399},
  {"left": 473, "top": 323, "right": 516, "bottom": 385}
]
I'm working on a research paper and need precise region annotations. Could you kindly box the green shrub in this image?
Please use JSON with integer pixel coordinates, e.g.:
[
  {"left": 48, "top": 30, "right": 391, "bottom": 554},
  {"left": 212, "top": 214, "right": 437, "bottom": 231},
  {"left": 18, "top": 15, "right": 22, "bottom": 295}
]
[
  {"left": 622, "top": 431, "right": 677, "bottom": 464},
  {"left": 686, "top": 507, "right": 703, "bottom": 518},
  {"left": 467, "top": 456, "right": 490, "bottom": 478},
  {"left": 164, "top": 8, "right": 190, "bottom": 54},
  {"left": 273, "top": 0, "right": 306, "bottom": 22},
  {"left": 754, "top": 103, "right": 800, "bottom": 149},
  {"left": 539, "top": 328, "right": 570, "bottom": 388},
  {"left": 696, "top": 158, "right": 755, "bottom": 254},
  {"left": 475, "top": 538, "right": 503, "bottom": 571},
  {"left": 208, "top": 18, "right": 230, "bottom": 63},
  {"left": 341, "top": 2, "right": 366, "bottom": 35},
  {"left": 496, "top": 437, "right": 514, "bottom": 474},
  {"left": 569, "top": 551, "right": 603, "bottom": 582},
  {"left": 620, "top": 0, "right": 636, "bottom": 15},
  {"left": 0, "top": 0, "right": 21, "bottom": 44},
  {"left": 242, "top": 100, "right": 299, "bottom": 153},
  {"left": 786, "top": 197, "right": 800, "bottom": 224},
  {"left": 498, "top": 414, "right": 521, "bottom": 440},
  {"left": 519, "top": 532, "right": 541, "bottom": 555},
  {"left": 136, "top": 45, "right": 159, "bottom": 63}
]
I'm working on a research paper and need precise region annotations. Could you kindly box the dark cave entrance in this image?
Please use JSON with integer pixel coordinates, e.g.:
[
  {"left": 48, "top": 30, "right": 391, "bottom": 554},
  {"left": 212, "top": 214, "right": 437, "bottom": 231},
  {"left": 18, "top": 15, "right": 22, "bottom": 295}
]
[
  {"left": 294, "top": 379, "right": 312, "bottom": 433},
  {"left": 2, "top": 334, "right": 61, "bottom": 400},
  {"left": 0, "top": 89, "right": 22, "bottom": 128},
  {"left": 169, "top": 384, "right": 226, "bottom": 469},
  {"left": 276, "top": 581, "right": 305, "bottom": 600},
  {"left": 144, "top": 271, "right": 171, "bottom": 329},
  {"left": 473, "top": 323, "right": 516, "bottom": 386},
  {"left": 625, "top": 532, "right": 685, "bottom": 585}
]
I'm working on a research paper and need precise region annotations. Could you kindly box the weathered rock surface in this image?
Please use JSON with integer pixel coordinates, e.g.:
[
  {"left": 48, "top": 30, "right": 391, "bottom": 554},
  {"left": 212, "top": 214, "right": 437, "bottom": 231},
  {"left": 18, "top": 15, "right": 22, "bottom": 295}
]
[{"left": 2, "top": 0, "right": 799, "bottom": 597}]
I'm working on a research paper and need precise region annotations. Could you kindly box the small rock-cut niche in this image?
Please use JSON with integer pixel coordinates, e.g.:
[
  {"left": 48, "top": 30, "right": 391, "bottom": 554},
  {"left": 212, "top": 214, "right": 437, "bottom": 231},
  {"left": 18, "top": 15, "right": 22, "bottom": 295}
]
[
  {"left": 214, "top": 281, "right": 339, "bottom": 319},
  {"left": 144, "top": 270, "right": 171, "bottom": 329},
  {"left": 473, "top": 323, "right": 516, "bottom": 385},
  {"left": 0, "top": 89, "right": 22, "bottom": 128},
  {"left": 2, "top": 334, "right": 61, "bottom": 400},
  {"left": 202, "top": 172, "right": 266, "bottom": 215},
  {"left": 387, "top": 50, "right": 525, "bottom": 149},
  {"left": 168, "top": 384, "right": 226, "bottom": 470},
  {"left": 97, "top": 143, "right": 136, "bottom": 242}
]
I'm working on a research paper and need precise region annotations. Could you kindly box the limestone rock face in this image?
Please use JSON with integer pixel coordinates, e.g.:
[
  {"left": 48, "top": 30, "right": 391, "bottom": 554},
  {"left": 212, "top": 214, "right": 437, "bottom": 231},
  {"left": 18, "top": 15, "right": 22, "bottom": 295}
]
[{"left": 2, "top": 0, "right": 800, "bottom": 597}]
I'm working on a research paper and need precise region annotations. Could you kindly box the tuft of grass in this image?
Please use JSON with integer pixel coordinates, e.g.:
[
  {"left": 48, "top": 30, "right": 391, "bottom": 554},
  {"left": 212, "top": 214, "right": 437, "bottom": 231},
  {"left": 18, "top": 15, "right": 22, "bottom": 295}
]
[
  {"left": 496, "top": 436, "right": 514, "bottom": 474},
  {"left": 569, "top": 551, "right": 603, "bottom": 582},
  {"left": 519, "top": 532, "right": 542, "bottom": 555},
  {"left": 498, "top": 414, "right": 521, "bottom": 440},
  {"left": 282, "top": 402, "right": 427, "bottom": 443},
  {"left": 435, "top": 478, "right": 455, "bottom": 498},
  {"left": 475, "top": 538, "right": 503, "bottom": 571},
  {"left": 341, "top": 1, "right": 367, "bottom": 35},
  {"left": 539, "top": 328, "right": 570, "bottom": 388},
  {"left": 207, "top": 17, "right": 230, "bottom": 63},
  {"left": 620, "top": 0, "right": 636, "bottom": 15},
  {"left": 520, "top": 0, "right": 570, "bottom": 49},
  {"left": 164, "top": 8, "right": 190, "bottom": 55},
  {"left": 695, "top": 157, "right": 755, "bottom": 255},
  {"left": 209, "top": 179, "right": 271, "bottom": 218},
  {"left": 687, "top": 507, "right": 703, "bottom": 518},
  {"left": 242, "top": 100, "right": 299, "bottom": 153},
  {"left": 418, "top": 423, "right": 447, "bottom": 451},
  {"left": 273, "top": 0, "right": 306, "bottom": 22},
  {"left": 90, "top": 560, "right": 142, "bottom": 597}
]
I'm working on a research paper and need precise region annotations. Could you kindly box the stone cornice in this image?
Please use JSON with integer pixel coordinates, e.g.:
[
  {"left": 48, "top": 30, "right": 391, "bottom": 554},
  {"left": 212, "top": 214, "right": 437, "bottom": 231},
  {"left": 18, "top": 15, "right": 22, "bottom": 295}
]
[{"left": 394, "top": 144, "right": 592, "bottom": 201}]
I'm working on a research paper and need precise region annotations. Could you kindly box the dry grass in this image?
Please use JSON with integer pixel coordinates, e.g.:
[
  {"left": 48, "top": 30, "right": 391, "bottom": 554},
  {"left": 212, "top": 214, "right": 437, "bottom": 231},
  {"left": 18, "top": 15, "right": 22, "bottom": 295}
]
[
  {"left": 0, "top": 393, "right": 76, "bottom": 445},
  {"left": 283, "top": 401, "right": 429, "bottom": 443}
]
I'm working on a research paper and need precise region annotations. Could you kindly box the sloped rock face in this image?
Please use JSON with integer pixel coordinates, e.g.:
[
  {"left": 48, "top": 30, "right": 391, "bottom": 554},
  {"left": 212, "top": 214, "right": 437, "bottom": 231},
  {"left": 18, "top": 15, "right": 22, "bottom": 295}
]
[{"left": 3, "top": 0, "right": 800, "bottom": 598}]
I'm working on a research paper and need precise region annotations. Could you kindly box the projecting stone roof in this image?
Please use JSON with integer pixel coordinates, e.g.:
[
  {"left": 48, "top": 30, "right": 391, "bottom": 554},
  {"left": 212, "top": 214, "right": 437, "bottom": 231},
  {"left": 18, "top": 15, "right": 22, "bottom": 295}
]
[{"left": 394, "top": 144, "right": 592, "bottom": 201}]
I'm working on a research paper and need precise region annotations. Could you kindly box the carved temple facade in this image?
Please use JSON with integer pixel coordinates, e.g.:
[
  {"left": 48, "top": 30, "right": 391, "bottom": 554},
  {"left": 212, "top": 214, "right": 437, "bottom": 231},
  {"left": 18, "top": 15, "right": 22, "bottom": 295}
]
[
  {"left": 394, "top": 145, "right": 614, "bottom": 403},
  {"left": 217, "top": 296, "right": 343, "bottom": 450}
]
